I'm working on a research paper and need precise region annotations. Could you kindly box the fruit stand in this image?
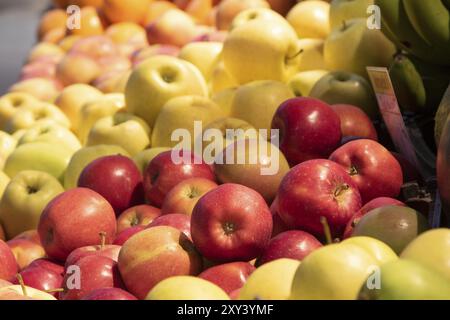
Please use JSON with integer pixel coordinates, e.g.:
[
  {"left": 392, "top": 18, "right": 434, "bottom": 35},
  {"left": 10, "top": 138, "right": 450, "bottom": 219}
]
[{"left": 0, "top": 0, "right": 449, "bottom": 302}]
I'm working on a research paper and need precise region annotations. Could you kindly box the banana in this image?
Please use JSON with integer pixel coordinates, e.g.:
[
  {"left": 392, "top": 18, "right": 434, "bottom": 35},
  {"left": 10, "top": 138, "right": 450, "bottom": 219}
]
[
  {"left": 403, "top": 0, "right": 450, "bottom": 49},
  {"left": 375, "top": 0, "right": 450, "bottom": 65},
  {"left": 389, "top": 53, "right": 427, "bottom": 113}
]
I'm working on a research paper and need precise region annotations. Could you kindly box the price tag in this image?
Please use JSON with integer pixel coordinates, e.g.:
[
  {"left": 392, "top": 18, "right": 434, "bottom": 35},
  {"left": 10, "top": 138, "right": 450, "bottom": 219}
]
[{"left": 366, "top": 66, "right": 421, "bottom": 171}]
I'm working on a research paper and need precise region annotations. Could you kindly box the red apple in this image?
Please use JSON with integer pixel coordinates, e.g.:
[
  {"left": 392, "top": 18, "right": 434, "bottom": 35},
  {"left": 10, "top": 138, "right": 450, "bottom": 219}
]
[
  {"left": 118, "top": 226, "right": 202, "bottom": 299},
  {"left": 277, "top": 159, "right": 362, "bottom": 239},
  {"left": 15, "top": 264, "right": 63, "bottom": 298},
  {"left": 343, "top": 197, "right": 405, "bottom": 239},
  {"left": 113, "top": 226, "right": 145, "bottom": 246},
  {"left": 271, "top": 97, "right": 342, "bottom": 166},
  {"left": 191, "top": 183, "right": 273, "bottom": 262},
  {"left": 146, "top": 213, "right": 192, "bottom": 240},
  {"left": 7, "top": 239, "right": 46, "bottom": 270},
  {"left": 229, "top": 288, "right": 241, "bottom": 300},
  {"left": 28, "top": 258, "right": 64, "bottom": 277},
  {"left": 78, "top": 155, "right": 145, "bottom": 215},
  {"left": 117, "top": 204, "right": 161, "bottom": 233},
  {"left": 38, "top": 188, "right": 117, "bottom": 261},
  {"left": 65, "top": 242, "right": 121, "bottom": 269},
  {"left": 0, "top": 239, "right": 18, "bottom": 281},
  {"left": 161, "top": 178, "right": 218, "bottom": 216},
  {"left": 144, "top": 150, "right": 215, "bottom": 207},
  {"left": 81, "top": 287, "right": 137, "bottom": 300},
  {"left": 257, "top": 230, "right": 323, "bottom": 265},
  {"left": 331, "top": 104, "right": 378, "bottom": 141},
  {"left": 329, "top": 139, "right": 403, "bottom": 204},
  {"left": 60, "top": 255, "right": 123, "bottom": 300},
  {"left": 198, "top": 262, "right": 255, "bottom": 295},
  {"left": 270, "top": 196, "right": 290, "bottom": 237}
]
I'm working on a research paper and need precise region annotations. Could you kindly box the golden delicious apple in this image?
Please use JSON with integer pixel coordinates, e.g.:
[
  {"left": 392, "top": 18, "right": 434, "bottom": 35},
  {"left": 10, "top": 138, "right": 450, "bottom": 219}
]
[
  {"left": 231, "top": 80, "right": 294, "bottom": 131},
  {"left": 125, "top": 55, "right": 209, "bottom": 128},
  {"left": 239, "top": 259, "right": 300, "bottom": 300},
  {"left": 223, "top": 19, "right": 300, "bottom": 84},
  {"left": 86, "top": 113, "right": 151, "bottom": 157},
  {"left": 179, "top": 42, "right": 223, "bottom": 81},
  {"left": 133, "top": 147, "right": 171, "bottom": 174},
  {"left": 146, "top": 276, "right": 229, "bottom": 300},
  {"left": 324, "top": 18, "right": 396, "bottom": 78},
  {"left": 287, "top": 0, "right": 330, "bottom": 39},
  {"left": 288, "top": 69, "right": 328, "bottom": 97},
  {"left": 151, "top": 95, "right": 225, "bottom": 148},
  {"left": 209, "top": 61, "right": 238, "bottom": 94},
  {"left": 0, "top": 171, "right": 10, "bottom": 199},
  {"left": 211, "top": 87, "right": 238, "bottom": 116},
  {"left": 54, "top": 84, "right": 103, "bottom": 131},
  {"left": 296, "top": 38, "right": 326, "bottom": 71},
  {"left": 290, "top": 243, "right": 378, "bottom": 300},
  {"left": 0, "top": 92, "right": 40, "bottom": 129},
  {"left": 230, "top": 7, "right": 290, "bottom": 30},
  {"left": 9, "top": 78, "right": 61, "bottom": 103},
  {"left": 342, "top": 237, "right": 398, "bottom": 266},
  {"left": 329, "top": 0, "right": 374, "bottom": 30},
  {"left": 63, "top": 144, "right": 130, "bottom": 189},
  {"left": 216, "top": 0, "right": 270, "bottom": 31},
  {"left": 0, "top": 170, "right": 64, "bottom": 238},
  {"left": 0, "top": 132, "right": 17, "bottom": 170}
]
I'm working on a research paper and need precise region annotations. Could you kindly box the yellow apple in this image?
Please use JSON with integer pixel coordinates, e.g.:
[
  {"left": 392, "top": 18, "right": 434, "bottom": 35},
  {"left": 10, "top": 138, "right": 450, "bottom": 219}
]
[
  {"left": 211, "top": 87, "right": 238, "bottom": 116},
  {"left": 296, "top": 38, "right": 326, "bottom": 71},
  {"left": 151, "top": 95, "right": 225, "bottom": 148},
  {"left": 146, "top": 276, "right": 229, "bottom": 300},
  {"left": 54, "top": 84, "right": 104, "bottom": 131},
  {"left": 9, "top": 78, "right": 61, "bottom": 103},
  {"left": 27, "top": 42, "right": 65, "bottom": 63},
  {"left": 324, "top": 18, "right": 396, "bottom": 78},
  {"left": 239, "top": 259, "right": 300, "bottom": 300},
  {"left": 287, "top": 0, "right": 330, "bottom": 39},
  {"left": 17, "top": 122, "right": 81, "bottom": 152},
  {"left": 133, "top": 147, "right": 171, "bottom": 174},
  {"left": 179, "top": 42, "right": 223, "bottom": 81},
  {"left": 329, "top": 0, "right": 374, "bottom": 30},
  {"left": 86, "top": 113, "right": 151, "bottom": 156},
  {"left": 231, "top": 80, "right": 294, "bottom": 131},
  {"left": 125, "top": 55, "right": 209, "bottom": 128},
  {"left": 342, "top": 237, "right": 398, "bottom": 266},
  {"left": 63, "top": 144, "right": 130, "bottom": 189},
  {"left": 0, "top": 93, "right": 41, "bottom": 129},
  {"left": 0, "top": 285, "right": 57, "bottom": 300},
  {"left": 287, "top": 69, "right": 329, "bottom": 97},
  {"left": 230, "top": 7, "right": 290, "bottom": 30},
  {"left": 290, "top": 243, "right": 378, "bottom": 300},
  {"left": 76, "top": 93, "right": 126, "bottom": 144},
  {"left": 0, "top": 131, "right": 17, "bottom": 169},
  {"left": 223, "top": 19, "right": 300, "bottom": 84},
  {"left": 216, "top": 0, "right": 270, "bottom": 31},
  {"left": 0, "top": 171, "right": 10, "bottom": 199},
  {"left": 0, "top": 170, "right": 64, "bottom": 238},
  {"left": 209, "top": 61, "right": 238, "bottom": 94}
]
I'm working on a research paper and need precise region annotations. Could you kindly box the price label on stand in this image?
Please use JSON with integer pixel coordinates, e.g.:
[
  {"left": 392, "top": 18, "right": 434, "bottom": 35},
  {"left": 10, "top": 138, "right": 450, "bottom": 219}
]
[{"left": 366, "top": 67, "right": 422, "bottom": 172}]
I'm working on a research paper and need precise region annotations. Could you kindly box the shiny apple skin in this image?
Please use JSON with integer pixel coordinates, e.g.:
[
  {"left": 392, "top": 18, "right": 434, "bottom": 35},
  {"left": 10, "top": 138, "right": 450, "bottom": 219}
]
[
  {"left": 271, "top": 97, "right": 342, "bottom": 166},
  {"left": 191, "top": 183, "right": 273, "bottom": 262},
  {"left": 116, "top": 204, "right": 161, "bottom": 233},
  {"left": 257, "top": 230, "right": 323, "bottom": 265},
  {"left": 277, "top": 159, "right": 362, "bottom": 239},
  {"left": 78, "top": 155, "right": 145, "bottom": 215},
  {"left": 15, "top": 265, "right": 63, "bottom": 298},
  {"left": 198, "top": 261, "right": 255, "bottom": 295},
  {"left": 64, "top": 244, "right": 121, "bottom": 268},
  {"left": 146, "top": 213, "right": 192, "bottom": 240},
  {"left": 81, "top": 287, "right": 137, "bottom": 300},
  {"left": 330, "top": 104, "right": 378, "bottom": 141},
  {"left": 113, "top": 226, "right": 145, "bottom": 246},
  {"left": 329, "top": 139, "right": 403, "bottom": 204},
  {"left": 342, "top": 197, "right": 405, "bottom": 239},
  {"left": 143, "top": 150, "right": 215, "bottom": 207}
]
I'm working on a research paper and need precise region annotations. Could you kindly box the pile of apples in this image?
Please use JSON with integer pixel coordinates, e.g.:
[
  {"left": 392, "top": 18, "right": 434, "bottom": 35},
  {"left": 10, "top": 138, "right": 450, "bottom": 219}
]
[{"left": 0, "top": 0, "right": 449, "bottom": 300}]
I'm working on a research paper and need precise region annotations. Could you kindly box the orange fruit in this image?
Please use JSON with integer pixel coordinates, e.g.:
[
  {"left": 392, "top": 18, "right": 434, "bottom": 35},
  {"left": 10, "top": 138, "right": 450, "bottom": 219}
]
[{"left": 101, "top": 0, "right": 149, "bottom": 24}]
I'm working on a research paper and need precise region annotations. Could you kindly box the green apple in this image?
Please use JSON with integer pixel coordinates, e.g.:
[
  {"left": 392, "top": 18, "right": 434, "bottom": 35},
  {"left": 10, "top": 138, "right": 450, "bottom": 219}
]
[
  {"left": 146, "top": 276, "right": 229, "bottom": 300},
  {"left": 309, "top": 71, "right": 379, "bottom": 118},
  {"left": 239, "top": 259, "right": 300, "bottom": 300},
  {"left": 86, "top": 113, "right": 151, "bottom": 157},
  {"left": 231, "top": 80, "right": 294, "bottom": 131},
  {"left": 324, "top": 18, "right": 396, "bottom": 78},
  {"left": 401, "top": 228, "right": 450, "bottom": 281},
  {"left": 133, "top": 147, "right": 171, "bottom": 174},
  {"left": 0, "top": 171, "right": 10, "bottom": 199},
  {"left": 329, "top": 0, "right": 374, "bottom": 30},
  {"left": 125, "top": 55, "right": 209, "bottom": 128},
  {"left": 296, "top": 38, "right": 326, "bottom": 72},
  {"left": 342, "top": 236, "right": 398, "bottom": 266},
  {"left": 211, "top": 87, "right": 238, "bottom": 117},
  {"left": 4, "top": 142, "right": 74, "bottom": 182},
  {"left": 0, "top": 131, "right": 17, "bottom": 170},
  {"left": 76, "top": 93, "right": 125, "bottom": 144},
  {"left": 223, "top": 19, "right": 300, "bottom": 84},
  {"left": 287, "top": 0, "right": 331, "bottom": 39},
  {"left": 151, "top": 95, "right": 225, "bottom": 148},
  {"left": 17, "top": 122, "right": 81, "bottom": 152},
  {"left": 230, "top": 7, "right": 291, "bottom": 30},
  {"left": 63, "top": 144, "right": 130, "bottom": 189},
  {"left": 0, "top": 170, "right": 64, "bottom": 238},
  {"left": 0, "top": 92, "right": 40, "bottom": 129},
  {"left": 288, "top": 69, "right": 328, "bottom": 97},
  {"left": 358, "top": 259, "right": 450, "bottom": 300},
  {"left": 54, "top": 84, "right": 103, "bottom": 131},
  {"left": 290, "top": 243, "right": 378, "bottom": 300},
  {"left": 179, "top": 42, "right": 223, "bottom": 81},
  {"left": 4, "top": 102, "right": 71, "bottom": 134}
]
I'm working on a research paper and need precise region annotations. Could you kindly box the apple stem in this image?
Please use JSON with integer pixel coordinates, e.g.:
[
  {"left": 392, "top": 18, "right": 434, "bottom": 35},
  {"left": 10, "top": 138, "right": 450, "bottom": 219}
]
[
  {"left": 285, "top": 49, "right": 304, "bottom": 63},
  {"left": 334, "top": 184, "right": 350, "bottom": 197},
  {"left": 16, "top": 274, "right": 28, "bottom": 297},
  {"left": 99, "top": 232, "right": 106, "bottom": 250},
  {"left": 45, "top": 288, "right": 64, "bottom": 293},
  {"left": 320, "top": 216, "right": 333, "bottom": 245}
]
